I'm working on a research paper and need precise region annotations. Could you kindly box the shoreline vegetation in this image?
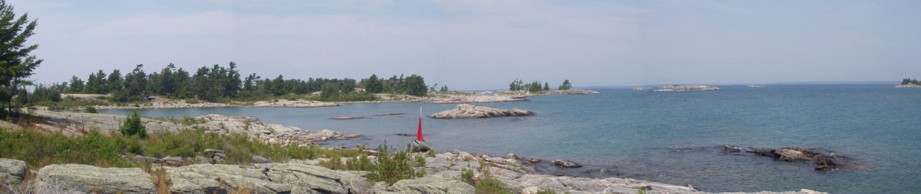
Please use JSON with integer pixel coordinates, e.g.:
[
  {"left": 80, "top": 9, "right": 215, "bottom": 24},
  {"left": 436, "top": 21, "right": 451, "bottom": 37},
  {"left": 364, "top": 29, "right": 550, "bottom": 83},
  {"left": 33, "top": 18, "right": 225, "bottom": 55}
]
[
  {"left": 896, "top": 78, "right": 921, "bottom": 88},
  {"left": 0, "top": 110, "right": 826, "bottom": 194}
]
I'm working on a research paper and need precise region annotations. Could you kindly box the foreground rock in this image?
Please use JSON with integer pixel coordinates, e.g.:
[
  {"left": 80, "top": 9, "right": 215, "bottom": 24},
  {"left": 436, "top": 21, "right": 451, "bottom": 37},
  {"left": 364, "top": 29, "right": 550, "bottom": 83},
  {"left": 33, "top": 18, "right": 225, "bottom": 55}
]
[
  {"left": 27, "top": 110, "right": 361, "bottom": 146},
  {"left": 7, "top": 152, "right": 824, "bottom": 194},
  {"left": 430, "top": 104, "right": 533, "bottom": 119},
  {"left": 166, "top": 163, "right": 372, "bottom": 193},
  {"left": 0, "top": 158, "right": 27, "bottom": 185},
  {"left": 36, "top": 164, "right": 156, "bottom": 194},
  {"left": 389, "top": 176, "right": 474, "bottom": 193}
]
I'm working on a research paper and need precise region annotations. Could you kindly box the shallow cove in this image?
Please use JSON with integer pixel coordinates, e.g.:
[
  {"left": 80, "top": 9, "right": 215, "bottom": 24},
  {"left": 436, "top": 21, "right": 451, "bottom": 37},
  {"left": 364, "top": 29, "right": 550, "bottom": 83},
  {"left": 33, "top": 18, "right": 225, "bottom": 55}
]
[{"left": 101, "top": 84, "right": 921, "bottom": 193}]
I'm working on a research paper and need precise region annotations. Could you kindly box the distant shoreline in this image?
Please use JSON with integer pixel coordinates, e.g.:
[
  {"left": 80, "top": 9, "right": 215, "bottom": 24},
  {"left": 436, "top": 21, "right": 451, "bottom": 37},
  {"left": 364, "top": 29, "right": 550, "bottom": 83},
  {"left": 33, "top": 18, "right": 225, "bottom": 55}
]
[{"left": 56, "top": 89, "right": 601, "bottom": 110}]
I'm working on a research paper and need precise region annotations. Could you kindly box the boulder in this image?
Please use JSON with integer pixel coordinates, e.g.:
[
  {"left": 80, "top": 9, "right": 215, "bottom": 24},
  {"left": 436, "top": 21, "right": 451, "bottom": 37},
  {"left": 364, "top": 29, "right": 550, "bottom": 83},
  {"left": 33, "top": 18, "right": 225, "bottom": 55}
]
[
  {"left": 0, "top": 158, "right": 27, "bottom": 184},
  {"left": 204, "top": 149, "right": 226, "bottom": 164},
  {"left": 159, "top": 156, "right": 185, "bottom": 166},
  {"left": 551, "top": 160, "right": 583, "bottom": 168},
  {"left": 36, "top": 164, "right": 156, "bottom": 194},
  {"left": 431, "top": 104, "right": 534, "bottom": 119},
  {"left": 389, "top": 176, "right": 474, "bottom": 194}
]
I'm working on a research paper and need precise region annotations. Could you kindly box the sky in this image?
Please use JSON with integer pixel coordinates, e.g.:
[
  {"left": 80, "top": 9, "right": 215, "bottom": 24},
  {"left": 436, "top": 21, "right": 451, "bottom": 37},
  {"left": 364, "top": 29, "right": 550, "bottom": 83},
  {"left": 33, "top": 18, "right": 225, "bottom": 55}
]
[{"left": 8, "top": 0, "right": 921, "bottom": 90}]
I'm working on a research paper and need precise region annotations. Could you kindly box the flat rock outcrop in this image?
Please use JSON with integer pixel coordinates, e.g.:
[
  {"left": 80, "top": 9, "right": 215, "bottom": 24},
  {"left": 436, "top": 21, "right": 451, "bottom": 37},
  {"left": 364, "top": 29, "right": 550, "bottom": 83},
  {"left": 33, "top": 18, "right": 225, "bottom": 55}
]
[
  {"left": 36, "top": 164, "right": 156, "bottom": 194},
  {"left": 389, "top": 176, "right": 474, "bottom": 193},
  {"left": 430, "top": 104, "right": 533, "bottom": 119}
]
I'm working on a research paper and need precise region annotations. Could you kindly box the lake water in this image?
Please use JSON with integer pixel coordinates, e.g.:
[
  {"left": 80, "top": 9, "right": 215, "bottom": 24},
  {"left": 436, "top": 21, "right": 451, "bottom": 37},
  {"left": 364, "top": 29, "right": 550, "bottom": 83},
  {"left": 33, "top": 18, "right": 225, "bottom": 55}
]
[{"left": 101, "top": 84, "right": 921, "bottom": 193}]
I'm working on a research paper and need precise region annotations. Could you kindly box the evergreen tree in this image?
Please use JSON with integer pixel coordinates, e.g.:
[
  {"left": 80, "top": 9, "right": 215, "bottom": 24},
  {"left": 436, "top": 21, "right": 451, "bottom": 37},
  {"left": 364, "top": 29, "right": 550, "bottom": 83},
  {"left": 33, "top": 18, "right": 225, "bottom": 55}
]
[
  {"left": 559, "top": 79, "right": 572, "bottom": 90},
  {"left": 0, "top": 0, "right": 42, "bottom": 117},
  {"left": 68, "top": 76, "right": 85, "bottom": 93},
  {"left": 320, "top": 82, "right": 340, "bottom": 99},
  {"left": 120, "top": 111, "right": 147, "bottom": 138},
  {"left": 363, "top": 74, "right": 384, "bottom": 93},
  {"left": 107, "top": 69, "right": 122, "bottom": 92},
  {"left": 402, "top": 74, "right": 427, "bottom": 96},
  {"left": 543, "top": 82, "right": 550, "bottom": 91}
]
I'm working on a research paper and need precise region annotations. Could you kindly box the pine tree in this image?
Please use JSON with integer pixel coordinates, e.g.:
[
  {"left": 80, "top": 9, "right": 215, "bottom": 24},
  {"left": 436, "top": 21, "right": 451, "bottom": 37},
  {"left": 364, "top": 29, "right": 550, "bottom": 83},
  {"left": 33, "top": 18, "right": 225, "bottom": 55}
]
[{"left": 0, "top": 0, "right": 42, "bottom": 117}]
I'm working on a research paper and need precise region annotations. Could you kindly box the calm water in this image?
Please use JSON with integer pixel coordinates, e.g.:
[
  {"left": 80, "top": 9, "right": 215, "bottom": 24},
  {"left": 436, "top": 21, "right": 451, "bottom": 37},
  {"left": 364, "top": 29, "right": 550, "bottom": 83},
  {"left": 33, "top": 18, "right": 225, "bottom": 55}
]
[{"left": 102, "top": 84, "right": 921, "bottom": 193}]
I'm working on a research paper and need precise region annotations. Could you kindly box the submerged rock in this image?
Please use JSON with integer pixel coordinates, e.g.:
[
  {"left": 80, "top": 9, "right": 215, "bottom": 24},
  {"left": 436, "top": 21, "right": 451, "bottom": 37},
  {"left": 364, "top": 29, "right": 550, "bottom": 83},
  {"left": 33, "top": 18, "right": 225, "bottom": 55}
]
[
  {"left": 430, "top": 104, "right": 533, "bottom": 119},
  {"left": 719, "top": 145, "right": 855, "bottom": 171},
  {"left": 551, "top": 160, "right": 583, "bottom": 168}
]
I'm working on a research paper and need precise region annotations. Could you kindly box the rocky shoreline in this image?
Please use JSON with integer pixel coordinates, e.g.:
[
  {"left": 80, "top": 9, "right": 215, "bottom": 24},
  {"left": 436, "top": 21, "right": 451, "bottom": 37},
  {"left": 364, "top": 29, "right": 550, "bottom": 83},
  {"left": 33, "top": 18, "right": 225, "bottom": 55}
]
[
  {"left": 63, "top": 90, "right": 600, "bottom": 110},
  {"left": 895, "top": 83, "right": 921, "bottom": 88},
  {"left": 0, "top": 111, "right": 828, "bottom": 193},
  {"left": 22, "top": 109, "right": 360, "bottom": 146},
  {"left": 1, "top": 150, "right": 825, "bottom": 194}
]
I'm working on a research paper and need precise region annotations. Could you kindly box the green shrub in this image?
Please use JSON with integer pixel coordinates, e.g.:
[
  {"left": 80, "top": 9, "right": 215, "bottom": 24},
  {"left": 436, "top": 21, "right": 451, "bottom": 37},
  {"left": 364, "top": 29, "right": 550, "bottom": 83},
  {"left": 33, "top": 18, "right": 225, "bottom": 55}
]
[
  {"left": 0, "top": 129, "right": 137, "bottom": 168},
  {"left": 364, "top": 143, "right": 424, "bottom": 185},
  {"left": 461, "top": 169, "right": 475, "bottom": 185},
  {"left": 120, "top": 111, "right": 147, "bottom": 138},
  {"left": 84, "top": 106, "right": 98, "bottom": 113},
  {"left": 475, "top": 175, "right": 512, "bottom": 194}
]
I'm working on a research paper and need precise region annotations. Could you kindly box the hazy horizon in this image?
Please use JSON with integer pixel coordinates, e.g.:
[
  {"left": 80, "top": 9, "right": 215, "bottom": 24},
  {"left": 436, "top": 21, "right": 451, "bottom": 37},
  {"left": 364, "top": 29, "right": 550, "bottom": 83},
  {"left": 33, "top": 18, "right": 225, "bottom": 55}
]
[{"left": 10, "top": 0, "right": 921, "bottom": 90}]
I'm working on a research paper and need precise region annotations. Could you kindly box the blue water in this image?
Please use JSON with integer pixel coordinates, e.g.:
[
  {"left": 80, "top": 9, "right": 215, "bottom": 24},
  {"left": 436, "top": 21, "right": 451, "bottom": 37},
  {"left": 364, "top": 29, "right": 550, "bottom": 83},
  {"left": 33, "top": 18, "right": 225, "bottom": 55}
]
[{"left": 102, "top": 84, "right": 921, "bottom": 193}]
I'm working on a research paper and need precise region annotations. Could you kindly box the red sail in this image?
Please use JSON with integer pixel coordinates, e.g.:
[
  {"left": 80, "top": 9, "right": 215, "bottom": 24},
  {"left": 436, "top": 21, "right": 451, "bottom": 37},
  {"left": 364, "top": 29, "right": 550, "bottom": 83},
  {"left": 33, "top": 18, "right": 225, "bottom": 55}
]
[{"left": 417, "top": 107, "right": 425, "bottom": 142}]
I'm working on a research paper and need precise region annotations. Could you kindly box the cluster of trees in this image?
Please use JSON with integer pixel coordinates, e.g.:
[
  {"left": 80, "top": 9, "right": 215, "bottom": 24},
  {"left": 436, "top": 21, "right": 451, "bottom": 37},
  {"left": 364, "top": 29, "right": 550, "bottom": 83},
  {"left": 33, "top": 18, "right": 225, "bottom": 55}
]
[
  {"left": 60, "top": 63, "right": 431, "bottom": 102},
  {"left": 901, "top": 78, "right": 920, "bottom": 85},
  {"left": 359, "top": 74, "right": 429, "bottom": 96},
  {"left": 509, "top": 79, "right": 571, "bottom": 92}
]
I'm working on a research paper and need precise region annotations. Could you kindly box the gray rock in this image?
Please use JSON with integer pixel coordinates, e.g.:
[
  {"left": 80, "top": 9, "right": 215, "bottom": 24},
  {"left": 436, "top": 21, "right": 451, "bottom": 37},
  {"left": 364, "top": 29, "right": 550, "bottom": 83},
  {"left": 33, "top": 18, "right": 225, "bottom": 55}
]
[
  {"left": 0, "top": 158, "right": 27, "bottom": 184},
  {"left": 551, "top": 160, "right": 583, "bottom": 168},
  {"left": 390, "top": 176, "right": 474, "bottom": 194},
  {"left": 36, "top": 164, "right": 156, "bottom": 194},
  {"left": 159, "top": 156, "right": 185, "bottom": 166},
  {"left": 266, "top": 163, "right": 372, "bottom": 194},
  {"left": 166, "top": 164, "right": 290, "bottom": 194},
  {"left": 252, "top": 156, "right": 273, "bottom": 164},
  {"left": 431, "top": 104, "right": 533, "bottom": 119}
]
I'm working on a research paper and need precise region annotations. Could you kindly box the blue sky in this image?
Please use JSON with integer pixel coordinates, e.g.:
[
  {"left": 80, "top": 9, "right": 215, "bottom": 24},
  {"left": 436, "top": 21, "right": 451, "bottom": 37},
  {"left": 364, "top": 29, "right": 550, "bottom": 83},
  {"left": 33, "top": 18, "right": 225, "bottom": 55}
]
[{"left": 9, "top": 0, "right": 921, "bottom": 90}]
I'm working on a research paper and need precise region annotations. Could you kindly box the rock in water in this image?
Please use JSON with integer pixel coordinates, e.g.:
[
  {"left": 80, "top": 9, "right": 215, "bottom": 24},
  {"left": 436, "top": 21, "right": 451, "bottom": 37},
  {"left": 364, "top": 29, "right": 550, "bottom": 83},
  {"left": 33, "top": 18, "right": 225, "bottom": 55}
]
[
  {"left": 0, "top": 158, "right": 27, "bottom": 185},
  {"left": 430, "top": 104, "right": 534, "bottom": 119},
  {"left": 550, "top": 160, "right": 583, "bottom": 168},
  {"left": 36, "top": 164, "right": 156, "bottom": 193}
]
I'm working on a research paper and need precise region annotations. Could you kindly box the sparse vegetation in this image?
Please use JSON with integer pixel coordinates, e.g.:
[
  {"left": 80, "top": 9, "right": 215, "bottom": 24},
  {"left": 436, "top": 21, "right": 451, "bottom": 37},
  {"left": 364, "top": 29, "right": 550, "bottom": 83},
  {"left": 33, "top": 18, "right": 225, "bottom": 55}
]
[{"left": 0, "top": 127, "right": 364, "bottom": 168}]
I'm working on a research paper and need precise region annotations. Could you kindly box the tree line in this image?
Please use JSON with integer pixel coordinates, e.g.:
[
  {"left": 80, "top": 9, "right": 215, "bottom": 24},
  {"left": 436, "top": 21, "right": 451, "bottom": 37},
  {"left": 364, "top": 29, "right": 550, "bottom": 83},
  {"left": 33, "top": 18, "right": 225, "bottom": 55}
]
[
  {"left": 43, "top": 62, "right": 431, "bottom": 103},
  {"left": 901, "top": 78, "right": 920, "bottom": 85},
  {"left": 509, "top": 79, "right": 571, "bottom": 92}
]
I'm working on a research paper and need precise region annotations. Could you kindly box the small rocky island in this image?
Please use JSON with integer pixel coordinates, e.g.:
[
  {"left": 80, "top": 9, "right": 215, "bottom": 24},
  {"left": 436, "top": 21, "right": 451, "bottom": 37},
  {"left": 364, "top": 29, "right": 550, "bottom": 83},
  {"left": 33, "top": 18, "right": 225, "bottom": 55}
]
[
  {"left": 896, "top": 78, "right": 921, "bottom": 88},
  {"left": 653, "top": 85, "right": 720, "bottom": 92},
  {"left": 431, "top": 104, "right": 533, "bottom": 119}
]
